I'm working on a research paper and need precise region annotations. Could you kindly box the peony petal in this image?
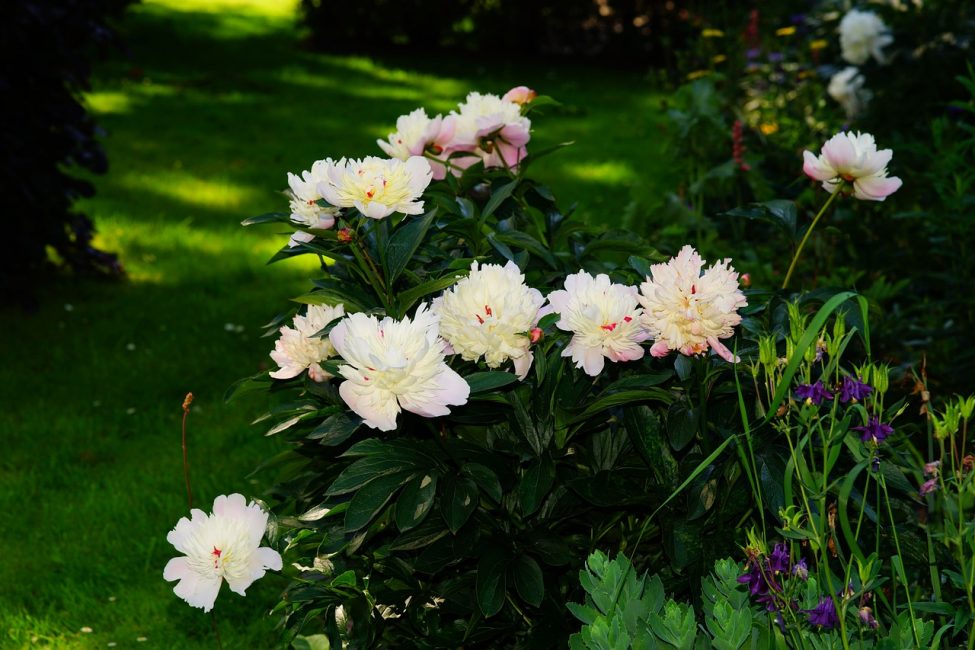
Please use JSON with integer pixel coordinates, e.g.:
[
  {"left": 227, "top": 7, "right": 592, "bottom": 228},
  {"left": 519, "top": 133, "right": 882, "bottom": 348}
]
[
  {"left": 339, "top": 381, "right": 400, "bottom": 431},
  {"left": 256, "top": 546, "right": 283, "bottom": 571},
  {"left": 579, "top": 344, "right": 606, "bottom": 377},
  {"left": 172, "top": 571, "right": 222, "bottom": 613},
  {"left": 512, "top": 351, "right": 534, "bottom": 380},
  {"left": 650, "top": 340, "right": 671, "bottom": 358},
  {"left": 821, "top": 133, "right": 858, "bottom": 173},
  {"left": 707, "top": 336, "right": 739, "bottom": 363},
  {"left": 163, "top": 556, "right": 192, "bottom": 582},
  {"left": 853, "top": 174, "right": 902, "bottom": 201},
  {"left": 802, "top": 151, "right": 837, "bottom": 181}
]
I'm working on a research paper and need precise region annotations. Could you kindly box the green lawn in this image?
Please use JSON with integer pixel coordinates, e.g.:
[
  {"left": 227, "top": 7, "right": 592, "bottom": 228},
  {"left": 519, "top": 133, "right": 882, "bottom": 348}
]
[{"left": 0, "top": 0, "right": 673, "bottom": 647}]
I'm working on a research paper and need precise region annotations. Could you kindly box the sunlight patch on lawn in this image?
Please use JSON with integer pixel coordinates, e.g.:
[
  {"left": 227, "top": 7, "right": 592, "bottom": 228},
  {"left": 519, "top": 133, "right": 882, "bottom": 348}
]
[
  {"left": 85, "top": 91, "right": 132, "bottom": 115},
  {"left": 117, "top": 172, "right": 266, "bottom": 211},
  {"left": 562, "top": 160, "right": 638, "bottom": 185}
]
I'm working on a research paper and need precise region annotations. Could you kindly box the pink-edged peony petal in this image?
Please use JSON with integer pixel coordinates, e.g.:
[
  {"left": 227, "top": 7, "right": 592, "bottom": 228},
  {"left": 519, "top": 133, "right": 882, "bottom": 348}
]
[
  {"left": 649, "top": 340, "right": 671, "bottom": 358},
  {"left": 802, "top": 151, "right": 837, "bottom": 181},
  {"left": 707, "top": 336, "right": 739, "bottom": 363},
  {"left": 853, "top": 174, "right": 902, "bottom": 201},
  {"left": 821, "top": 133, "right": 858, "bottom": 172}
]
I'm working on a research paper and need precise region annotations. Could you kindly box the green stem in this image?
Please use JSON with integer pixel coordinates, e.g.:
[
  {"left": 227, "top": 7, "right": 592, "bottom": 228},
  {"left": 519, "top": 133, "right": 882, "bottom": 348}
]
[
  {"left": 782, "top": 189, "right": 842, "bottom": 290},
  {"left": 879, "top": 475, "right": 922, "bottom": 647}
]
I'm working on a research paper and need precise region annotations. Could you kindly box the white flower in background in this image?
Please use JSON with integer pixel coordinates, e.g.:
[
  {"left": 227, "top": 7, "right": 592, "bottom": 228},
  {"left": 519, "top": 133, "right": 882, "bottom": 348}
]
[
  {"left": 639, "top": 246, "right": 747, "bottom": 363},
  {"left": 163, "top": 494, "right": 282, "bottom": 613},
  {"left": 827, "top": 67, "right": 871, "bottom": 119},
  {"left": 839, "top": 9, "right": 893, "bottom": 65},
  {"left": 803, "top": 131, "right": 902, "bottom": 200},
  {"left": 270, "top": 304, "right": 345, "bottom": 381},
  {"left": 377, "top": 108, "right": 457, "bottom": 180},
  {"left": 432, "top": 261, "right": 544, "bottom": 380},
  {"left": 546, "top": 271, "right": 649, "bottom": 377},
  {"left": 450, "top": 92, "right": 532, "bottom": 169},
  {"left": 329, "top": 304, "right": 470, "bottom": 431},
  {"left": 318, "top": 156, "right": 432, "bottom": 219},
  {"left": 287, "top": 159, "right": 340, "bottom": 229}
]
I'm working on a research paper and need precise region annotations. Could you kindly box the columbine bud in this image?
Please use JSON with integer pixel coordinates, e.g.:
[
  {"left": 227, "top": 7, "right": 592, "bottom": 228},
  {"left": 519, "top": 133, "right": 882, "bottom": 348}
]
[
  {"left": 871, "top": 363, "right": 889, "bottom": 395},
  {"left": 741, "top": 272, "right": 751, "bottom": 288},
  {"left": 759, "top": 336, "right": 777, "bottom": 368},
  {"left": 923, "top": 460, "right": 940, "bottom": 477},
  {"left": 529, "top": 327, "right": 543, "bottom": 344},
  {"left": 832, "top": 316, "right": 846, "bottom": 344},
  {"left": 337, "top": 228, "right": 353, "bottom": 243},
  {"left": 958, "top": 395, "right": 975, "bottom": 420},
  {"left": 787, "top": 302, "right": 805, "bottom": 344}
]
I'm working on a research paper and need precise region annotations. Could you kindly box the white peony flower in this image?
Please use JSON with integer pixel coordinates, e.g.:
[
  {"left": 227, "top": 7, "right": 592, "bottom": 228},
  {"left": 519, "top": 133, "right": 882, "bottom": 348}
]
[
  {"left": 803, "top": 131, "right": 902, "bottom": 200},
  {"left": 638, "top": 245, "right": 747, "bottom": 363},
  {"left": 828, "top": 67, "right": 871, "bottom": 119},
  {"left": 270, "top": 304, "right": 345, "bottom": 381},
  {"left": 432, "top": 261, "right": 544, "bottom": 380},
  {"left": 839, "top": 9, "right": 893, "bottom": 65},
  {"left": 163, "top": 494, "right": 282, "bottom": 613},
  {"left": 287, "top": 159, "right": 341, "bottom": 230},
  {"left": 329, "top": 304, "right": 470, "bottom": 431},
  {"left": 317, "top": 156, "right": 432, "bottom": 219},
  {"left": 377, "top": 109, "right": 456, "bottom": 180},
  {"left": 449, "top": 92, "right": 532, "bottom": 169},
  {"left": 547, "top": 271, "right": 650, "bottom": 377}
]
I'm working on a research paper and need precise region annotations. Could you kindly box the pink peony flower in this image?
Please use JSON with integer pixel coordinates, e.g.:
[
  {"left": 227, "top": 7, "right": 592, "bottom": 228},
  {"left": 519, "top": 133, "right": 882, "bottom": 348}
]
[
  {"left": 638, "top": 245, "right": 747, "bottom": 363},
  {"left": 803, "top": 132, "right": 902, "bottom": 201}
]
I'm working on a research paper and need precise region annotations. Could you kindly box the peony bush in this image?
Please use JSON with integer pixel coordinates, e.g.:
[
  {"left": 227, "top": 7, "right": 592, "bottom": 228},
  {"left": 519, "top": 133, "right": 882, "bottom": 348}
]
[{"left": 161, "top": 83, "right": 974, "bottom": 648}]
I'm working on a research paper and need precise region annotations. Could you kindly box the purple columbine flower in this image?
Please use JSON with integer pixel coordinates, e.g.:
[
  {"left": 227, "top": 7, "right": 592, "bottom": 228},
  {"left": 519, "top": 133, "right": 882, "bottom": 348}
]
[
  {"left": 796, "top": 381, "right": 834, "bottom": 405},
  {"left": 792, "top": 557, "right": 808, "bottom": 581},
  {"left": 804, "top": 597, "right": 839, "bottom": 629},
  {"left": 920, "top": 478, "right": 938, "bottom": 497},
  {"left": 839, "top": 376, "right": 873, "bottom": 403},
  {"left": 746, "top": 47, "right": 762, "bottom": 60},
  {"left": 924, "top": 460, "right": 940, "bottom": 477},
  {"left": 858, "top": 606, "right": 879, "bottom": 629},
  {"left": 768, "top": 543, "right": 790, "bottom": 574},
  {"left": 854, "top": 417, "right": 894, "bottom": 444}
]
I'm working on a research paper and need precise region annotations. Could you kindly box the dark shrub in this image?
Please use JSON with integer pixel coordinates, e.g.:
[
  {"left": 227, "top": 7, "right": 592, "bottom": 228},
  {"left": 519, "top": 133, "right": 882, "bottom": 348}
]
[{"left": 1, "top": 0, "right": 133, "bottom": 306}]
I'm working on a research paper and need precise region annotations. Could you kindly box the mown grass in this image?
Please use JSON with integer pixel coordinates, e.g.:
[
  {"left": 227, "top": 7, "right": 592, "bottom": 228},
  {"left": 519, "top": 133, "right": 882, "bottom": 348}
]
[{"left": 0, "top": 0, "right": 674, "bottom": 647}]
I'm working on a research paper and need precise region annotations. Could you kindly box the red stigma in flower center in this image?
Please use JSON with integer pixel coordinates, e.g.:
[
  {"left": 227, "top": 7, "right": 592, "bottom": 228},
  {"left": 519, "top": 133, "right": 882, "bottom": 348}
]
[
  {"left": 691, "top": 285, "right": 697, "bottom": 295},
  {"left": 484, "top": 305, "right": 492, "bottom": 317},
  {"left": 600, "top": 322, "right": 617, "bottom": 332},
  {"left": 623, "top": 316, "right": 632, "bottom": 323},
  {"left": 212, "top": 547, "right": 222, "bottom": 568}
]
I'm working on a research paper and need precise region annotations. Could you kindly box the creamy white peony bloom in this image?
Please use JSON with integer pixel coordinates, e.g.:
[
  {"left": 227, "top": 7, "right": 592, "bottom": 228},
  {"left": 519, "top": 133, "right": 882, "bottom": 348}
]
[
  {"left": 828, "top": 67, "right": 871, "bottom": 119},
  {"left": 432, "top": 261, "right": 544, "bottom": 380},
  {"left": 638, "top": 245, "right": 747, "bottom": 363},
  {"left": 377, "top": 109, "right": 456, "bottom": 180},
  {"left": 547, "top": 271, "right": 650, "bottom": 377},
  {"left": 803, "top": 131, "right": 902, "bottom": 200},
  {"left": 329, "top": 304, "right": 470, "bottom": 431},
  {"left": 450, "top": 92, "right": 531, "bottom": 169},
  {"left": 270, "top": 304, "right": 345, "bottom": 381},
  {"left": 839, "top": 9, "right": 893, "bottom": 65},
  {"left": 163, "top": 494, "right": 282, "bottom": 613},
  {"left": 317, "top": 156, "right": 432, "bottom": 219},
  {"left": 287, "top": 159, "right": 340, "bottom": 229}
]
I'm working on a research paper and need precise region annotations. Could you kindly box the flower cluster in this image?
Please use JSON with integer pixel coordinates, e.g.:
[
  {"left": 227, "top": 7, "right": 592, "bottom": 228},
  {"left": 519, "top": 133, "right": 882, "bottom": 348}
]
[
  {"left": 268, "top": 244, "right": 747, "bottom": 429},
  {"left": 377, "top": 86, "right": 535, "bottom": 180}
]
